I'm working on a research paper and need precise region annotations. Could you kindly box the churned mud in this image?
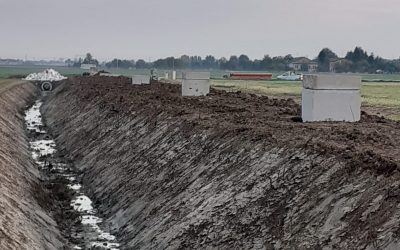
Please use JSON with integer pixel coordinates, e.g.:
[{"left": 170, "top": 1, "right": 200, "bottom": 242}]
[{"left": 42, "top": 76, "right": 400, "bottom": 249}]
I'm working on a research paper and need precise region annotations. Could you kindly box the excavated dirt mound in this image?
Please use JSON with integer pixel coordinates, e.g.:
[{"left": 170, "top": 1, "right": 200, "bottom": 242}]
[
  {"left": 0, "top": 82, "right": 64, "bottom": 249},
  {"left": 43, "top": 76, "right": 400, "bottom": 249}
]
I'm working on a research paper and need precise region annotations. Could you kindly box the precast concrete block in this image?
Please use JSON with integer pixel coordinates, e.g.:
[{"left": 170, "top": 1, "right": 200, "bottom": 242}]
[
  {"left": 132, "top": 75, "right": 150, "bottom": 85},
  {"left": 182, "top": 72, "right": 210, "bottom": 96},
  {"left": 302, "top": 89, "right": 361, "bottom": 122},
  {"left": 303, "top": 74, "right": 361, "bottom": 90}
]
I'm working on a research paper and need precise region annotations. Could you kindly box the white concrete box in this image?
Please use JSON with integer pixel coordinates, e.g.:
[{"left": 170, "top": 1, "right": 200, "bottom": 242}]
[
  {"left": 172, "top": 71, "right": 176, "bottom": 80},
  {"left": 182, "top": 72, "right": 210, "bottom": 96},
  {"left": 132, "top": 75, "right": 150, "bottom": 85},
  {"left": 302, "top": 89, "right": 361, "bottom": 122},
  {"left": 302, "top": 74, "right": 361, "bottom": 122},
  {"left": 303, "top": 74, "right": 361, "bottom": 90}
]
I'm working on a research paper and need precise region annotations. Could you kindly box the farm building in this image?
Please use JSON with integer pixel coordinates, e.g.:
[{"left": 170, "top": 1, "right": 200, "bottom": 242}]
[
  {"left": 329, "top": 58, "right": 352, "bottom": 72},
  {"left": 288, "top": 57, "right": 318, "bottom": 72}
]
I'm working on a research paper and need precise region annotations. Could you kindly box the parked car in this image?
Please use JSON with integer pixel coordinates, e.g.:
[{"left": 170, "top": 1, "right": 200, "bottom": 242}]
[{"left": 277, "top": 71, "right": 303, "bottom": 81}]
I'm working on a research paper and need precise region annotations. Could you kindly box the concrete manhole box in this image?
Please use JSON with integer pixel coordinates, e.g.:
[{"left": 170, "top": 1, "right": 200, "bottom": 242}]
[
  {"left": 182, "top": 72, "right": 210, "bottom": 96},
  {"left": 132, "top": 75, "right": 150, "bottom": 85},
  {"left": 302, "top": 74, "right": 361, "bottom": 122}
]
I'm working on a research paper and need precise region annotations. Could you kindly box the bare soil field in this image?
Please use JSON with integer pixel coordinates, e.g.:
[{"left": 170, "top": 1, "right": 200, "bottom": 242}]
[{"left": 42, "top": 76, "right": 400, "bottom": 249}]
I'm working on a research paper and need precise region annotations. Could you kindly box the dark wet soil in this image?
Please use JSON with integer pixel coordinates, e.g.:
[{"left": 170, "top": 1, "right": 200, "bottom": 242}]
[
  {"left": 63, "top": 76, "right": 400, "bottom": 176},
  {"left": 41, "top": 76, "right": 400, "bottom": 249}
]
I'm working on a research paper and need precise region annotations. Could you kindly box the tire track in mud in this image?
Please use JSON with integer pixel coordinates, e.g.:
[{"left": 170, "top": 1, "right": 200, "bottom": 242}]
[{"left": 25, "top": 99, "right": 120, "bottom": 250}]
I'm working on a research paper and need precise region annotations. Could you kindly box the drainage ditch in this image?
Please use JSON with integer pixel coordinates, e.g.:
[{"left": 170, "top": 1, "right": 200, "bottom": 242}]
[{"left": 25, "top": 99, "right": 120, "bottom": 250}]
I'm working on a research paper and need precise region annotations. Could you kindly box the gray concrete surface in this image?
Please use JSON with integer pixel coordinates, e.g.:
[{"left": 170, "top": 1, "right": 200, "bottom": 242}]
[
  {"left": 302, "top": 74, "right": 361, "bottom": 122},
  {"left": 182, "top": 71, "right": 210, "bottom": 96}
]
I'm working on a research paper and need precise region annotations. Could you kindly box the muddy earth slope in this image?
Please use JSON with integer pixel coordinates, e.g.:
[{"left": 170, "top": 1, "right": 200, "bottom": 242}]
[
  {"left": 0, "top": 82, "right": 64, "bottom": 250},
  {"left": 44, "top": 76, "right": 400, "bottom": 249}
]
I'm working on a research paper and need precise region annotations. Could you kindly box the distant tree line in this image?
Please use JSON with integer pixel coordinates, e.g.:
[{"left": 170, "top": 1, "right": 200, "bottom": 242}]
[
  {"left": 70, "top": 53, "right": 100, "bottom": 67},
  {"left": 317, "top": 47, "right": 400, "bottom": 73},
  {"left": 68, "top": 48, "right": 400, "bottom": 73}
]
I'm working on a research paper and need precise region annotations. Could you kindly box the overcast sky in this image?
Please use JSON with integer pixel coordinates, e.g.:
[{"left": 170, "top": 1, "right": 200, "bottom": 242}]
[{"left": 1, "top": 0, "right": 399, "bottom": 61}]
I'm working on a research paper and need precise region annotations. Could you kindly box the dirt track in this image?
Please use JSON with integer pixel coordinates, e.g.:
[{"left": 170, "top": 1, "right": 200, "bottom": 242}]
[{"left": 43, "top": 76, "right": 400, "bottom": 249}]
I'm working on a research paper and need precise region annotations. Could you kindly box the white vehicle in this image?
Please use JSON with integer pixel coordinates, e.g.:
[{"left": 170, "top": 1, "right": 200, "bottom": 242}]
[{"left": 277, "top": 71, "right": 303, "bottom": 81}]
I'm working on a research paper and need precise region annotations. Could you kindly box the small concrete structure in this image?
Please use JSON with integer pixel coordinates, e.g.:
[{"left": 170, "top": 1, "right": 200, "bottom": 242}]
[
  {"left": 40, "top": 81, "right": 53, "bottom": 91},
  {"left": 172, "top": 71, "right": 176, "bottom": 80},
  {"left": 80, "top": 64, "right": 97, "bottom": 70},
  {"left": 132, "top": 75, "right": 150, "bottom": 85},
  {"left": 302, "top": 74, "right": 361, "bottom": 122},
  {"left": 165, "top": 73, "right": 169, "bottom": 80},
  {"left": 182, "top": 72, "right": 210, "bottom": 96}
]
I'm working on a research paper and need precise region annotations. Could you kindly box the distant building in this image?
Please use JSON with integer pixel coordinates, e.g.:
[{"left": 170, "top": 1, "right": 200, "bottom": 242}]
[
  {"left": 329, "top": 58, "right": 351, "bottom": 72},
  {"left": 288, "top": 57, "right": 318, "bottom": 72}
]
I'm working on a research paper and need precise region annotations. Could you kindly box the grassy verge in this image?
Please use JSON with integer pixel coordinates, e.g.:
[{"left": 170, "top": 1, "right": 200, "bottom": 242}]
[{"left": 212, "top": 79, "right": 302, "bottom": 98}]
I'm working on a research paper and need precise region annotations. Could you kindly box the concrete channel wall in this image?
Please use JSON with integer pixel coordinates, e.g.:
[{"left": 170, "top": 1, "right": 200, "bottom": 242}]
[
  {"left": 0, "top": 82, "right": 64, "bottom": 250},
  {"left": 42, "top": 78, "right": 400, "bottom": 249}
]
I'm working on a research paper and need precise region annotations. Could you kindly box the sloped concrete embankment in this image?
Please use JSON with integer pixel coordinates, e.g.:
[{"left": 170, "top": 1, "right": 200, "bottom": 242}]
[
  {"left": 0, "top": 83, "right": 64, "bottom": 249},
  {"left": 43, "top": 80, "right": 400, "bottom": 249}
]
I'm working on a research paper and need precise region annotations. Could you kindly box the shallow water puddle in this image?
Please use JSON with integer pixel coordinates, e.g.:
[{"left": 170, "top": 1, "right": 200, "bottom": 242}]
[{"left": 25, "top": 100, "right": 120, "bottom": 250}]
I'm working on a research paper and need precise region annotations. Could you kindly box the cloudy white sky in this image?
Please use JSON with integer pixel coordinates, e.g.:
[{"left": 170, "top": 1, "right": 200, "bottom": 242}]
[{"left": 0, "top": 0, "right": 399, "bottom": 61}]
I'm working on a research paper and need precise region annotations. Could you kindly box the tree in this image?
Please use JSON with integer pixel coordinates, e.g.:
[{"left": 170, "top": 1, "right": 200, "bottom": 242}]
[
  {"left": 335, "top": 60, "right": 353, "bottom": 73},
  {"left": 105, "top": 59, "right": 135, "bottom": 68},
  {"left": 317, "top": 48, "right": 338, "bottom": 72},
  {"left": 190, "top": 56, "right": 202, "bottom": 68},
  {"left": 65, "top": 59, "right": 74, "bottom": 67},
  {"left": 283, "top": 54, "right": 294, "bottom": 63},
  {"left": 204, "top": 55, "right": 217, "bottom": 69},
  {"left": 260, "top": 55, "right": 272, "bottom": 70},
  {"left": 227, "top": 56, "right": 240, "bottom": 70},
  {"left": 72, "top": 57, "right": 83, "bottom": 67},
  {"left": 219, "top": 57, "right": 228, "bottom": 69},
  {"left": 238, "top": 54, "right": 251, "bottom": 70},
  {"left": 180, "top": 55, "right": 191, "bottom": 68},
  {"left": 345, "top": 47, "right": 368, "bottom": 63},
  {"left": 82, "top": 52, "right": 99, "bottom": 66},
  {"left": 135, "top": 59, "right": 149, "bottom": 69}
]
